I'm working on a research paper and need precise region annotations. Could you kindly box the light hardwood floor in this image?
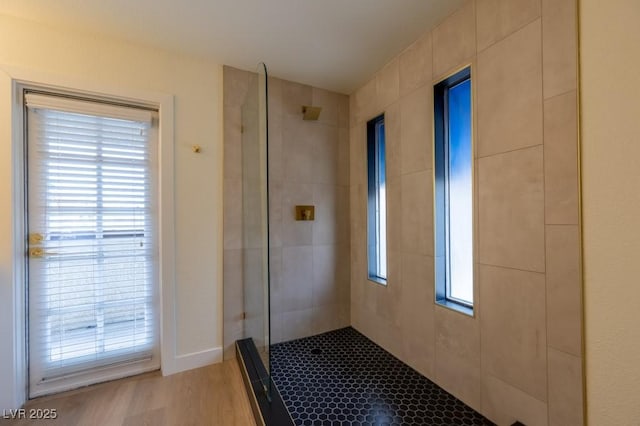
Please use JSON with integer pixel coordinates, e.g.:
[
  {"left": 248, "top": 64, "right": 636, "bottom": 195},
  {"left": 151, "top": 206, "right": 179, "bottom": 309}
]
[{"left": 3, "top": 360, "right": 256, "bottom": 426}]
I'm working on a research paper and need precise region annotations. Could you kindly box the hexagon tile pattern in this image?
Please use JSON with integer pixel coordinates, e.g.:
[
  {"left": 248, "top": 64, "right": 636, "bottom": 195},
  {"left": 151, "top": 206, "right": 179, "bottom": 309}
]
[{"left": 271, "top": 327, "right": 493, "bottom": 425}]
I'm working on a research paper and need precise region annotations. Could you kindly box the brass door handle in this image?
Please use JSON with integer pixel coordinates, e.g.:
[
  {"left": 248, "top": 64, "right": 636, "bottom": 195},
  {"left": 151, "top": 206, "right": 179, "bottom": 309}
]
[
  {"left": 29, "top": 248, "right": 57, "bottom": 258},
  {"left": 29, "top": 233, "right": 44, "bottom": 245}
]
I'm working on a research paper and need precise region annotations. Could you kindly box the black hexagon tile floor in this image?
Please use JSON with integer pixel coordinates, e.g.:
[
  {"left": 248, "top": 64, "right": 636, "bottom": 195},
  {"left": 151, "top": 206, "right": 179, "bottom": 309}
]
[{"left": 271, "top": 327, "right": 493, "bottom": 426}]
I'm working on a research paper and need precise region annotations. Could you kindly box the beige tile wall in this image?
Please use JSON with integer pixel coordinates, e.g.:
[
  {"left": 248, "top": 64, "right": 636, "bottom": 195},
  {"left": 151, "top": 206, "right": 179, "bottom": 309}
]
[
  {"left": 349, "top": 0, "right": 582, "bottom": 424},
  {"left": 223, "top": 66, "right": 351, "bottom": 358}
]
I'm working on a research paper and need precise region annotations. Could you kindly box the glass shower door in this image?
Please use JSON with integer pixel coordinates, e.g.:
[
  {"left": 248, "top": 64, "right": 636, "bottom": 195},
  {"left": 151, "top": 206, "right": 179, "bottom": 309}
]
[{"left": 241, "top": 62, "right": 271, "bottom": 397}]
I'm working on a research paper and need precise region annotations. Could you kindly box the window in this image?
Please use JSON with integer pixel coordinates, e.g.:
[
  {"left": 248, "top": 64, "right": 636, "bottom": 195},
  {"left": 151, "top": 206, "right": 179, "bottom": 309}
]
[
  {"left": 434, "top": 67, "right": 473, "bottom": 314},
  {"left": 25, "top": 91, "right": 160, "bottom": 396},
  {"left": 367, "top": 114, "right": 387, "bottom": 284}
]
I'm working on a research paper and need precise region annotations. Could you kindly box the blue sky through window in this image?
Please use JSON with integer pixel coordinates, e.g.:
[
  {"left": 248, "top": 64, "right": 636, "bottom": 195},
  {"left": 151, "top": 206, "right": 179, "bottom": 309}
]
[
  {"left": 447, "top": 79, "right": 473, "bottom": 305},
  {"left": 367, "top": 115, "right": 387, "bottom": 284}
]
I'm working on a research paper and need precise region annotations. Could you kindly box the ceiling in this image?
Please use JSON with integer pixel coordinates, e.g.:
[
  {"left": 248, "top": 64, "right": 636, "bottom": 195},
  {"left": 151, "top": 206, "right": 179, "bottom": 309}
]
[{"left": 0, "top": 0, "right": 465, "bottom": 94}]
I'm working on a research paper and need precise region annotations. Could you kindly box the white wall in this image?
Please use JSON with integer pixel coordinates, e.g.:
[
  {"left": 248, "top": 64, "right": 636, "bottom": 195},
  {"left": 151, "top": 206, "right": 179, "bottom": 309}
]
[
  {"left": 580, "top": 0, "right": 640, "bottom": 424},
  {"left": 0, "top": 14, "right": 224, "bottom": 409}
]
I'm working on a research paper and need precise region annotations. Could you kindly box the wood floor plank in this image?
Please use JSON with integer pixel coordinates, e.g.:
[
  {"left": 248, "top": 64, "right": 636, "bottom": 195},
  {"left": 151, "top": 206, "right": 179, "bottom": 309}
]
[{"left": 3, "top": 360, "right": 255, "bottom": 426}]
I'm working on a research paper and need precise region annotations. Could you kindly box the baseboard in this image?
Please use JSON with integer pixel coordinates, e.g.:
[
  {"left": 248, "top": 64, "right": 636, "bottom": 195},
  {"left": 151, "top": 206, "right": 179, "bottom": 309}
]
[{"left": 163, "top": 346, "right": 223, "bottom": 376}]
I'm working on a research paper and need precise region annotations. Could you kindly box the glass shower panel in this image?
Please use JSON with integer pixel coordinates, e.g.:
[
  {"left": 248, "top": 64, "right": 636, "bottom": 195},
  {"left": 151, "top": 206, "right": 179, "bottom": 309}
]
[{"left": 241, "top": 63, "right": 271, "bottom": 395}]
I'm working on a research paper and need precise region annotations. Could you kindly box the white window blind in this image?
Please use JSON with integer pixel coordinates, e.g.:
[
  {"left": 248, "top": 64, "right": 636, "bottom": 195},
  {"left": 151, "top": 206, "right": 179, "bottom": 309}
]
[{"left": 26, "top": 92, "right": 160, "bottom": 396}]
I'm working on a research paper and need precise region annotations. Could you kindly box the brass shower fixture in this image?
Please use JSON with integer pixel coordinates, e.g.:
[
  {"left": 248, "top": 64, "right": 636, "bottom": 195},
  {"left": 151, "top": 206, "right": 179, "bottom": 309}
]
[{"left": 301, "top": 105, "right": 322, "bottom": 120}]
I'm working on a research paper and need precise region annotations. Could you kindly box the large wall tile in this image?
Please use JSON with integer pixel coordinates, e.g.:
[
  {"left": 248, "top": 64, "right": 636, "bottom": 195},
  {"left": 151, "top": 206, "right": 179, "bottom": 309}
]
[
  {"left": 223, "top": 249, "right": 244, "bottom": 323},
  {"left": 349, "top": 185, "right": 365, "bottom": 244},
  {"left": 312, "top": 87, "right": 339, "bottom": 126},
  {"left": 339, "top": 302, "right": 350, "bottom": 328},
  {"left": 476, "top": 0, "right": 541, "bottom": 52},
  {"left": 223, "top": 66, "right": 249, "bottom": 108},
  {"left": 283, "top": 117, "right": 315, "bottom": 183},
  {"left": 268, "top": 179, "right": 283, "bottom": 248},
  {"left": 338, "top": 96, "right": 350, "bottom": 129},
  {"left": 349, "top": 91, "right": 357, "bottom": 128},
  {"left": 281, "top": 308, "right": 313, "bottom": 342},
  {"left": 311, "top": 304, "right": 349, "bottom": 336},
  {"left": 434, "top": 307, "right": 481, "bottom": 411},
  {"left": 402, "top": 316, "right": 435, "bottom": 380},
  {"left": 385, "top": 101, "right": 401, "bottom": 178},
  {"left": 480, "top": 265, "right": 547, "bottom": 402},
  {"left": 350, "top": 247, "right": 367, "bottom": 310},
  {"left": 478, "top": 146, "right": 545, "bottom": 272},
  {"left": 477, "top": 20, "right": 543, "bottom": 157},
  {"left": 362, "top": 274, "right": 382, "bottom": 314},
  {"left": 268, "top": 78, "right": 284, "bottom": 200},
  {"left": 282, "top": 183, "right": 314, "bottom": 246},
  {"left": 401, "top": 170, "right": 433, "bottom": 256},
  {"left": 268, "top": 122, "right": 283, "bottom": 185},
  {"left": 350, "top": 182, "right": 367, "bottom": 306},
  {"left": 349, "top": 184, "right": 366, "bottom": 249},
  {"left": 336, "top": 186, "right": 350, "bottom": 247},
  {"left": 400, "top": 86, "right": 432, "bottom": 175},
  {"left": 282, "top": 246, "right": 314, "bottom": 312},
  {"left": 242, "top": 179, "right": 267, "bottom": 249},
  {"left": 223, "top": 106, "right": 242, "bottom": 180},
  {"left": 401, "top": 253, "right": 435, "bottom": 378},
  {"left": 243, "top": 248, "right": 268, "bottom": 347},
  {"left": 376, "top": 57, "right": 400, "bottom": 110},
  {"left": 353, "top": 304, "right": 380, "bottom": 347},
  {"left": 401, "top": 253, "right": 434, "bottom": 306},
  {"left": 268, "top": 76, "right": 283, "bottom": 116},
  {"left": 241, "top": 106, "right": 261, "bottom": 183},
  {"left": 349, "top": 125, "right": 366, "bottom": 187},
  {"left": 542, "top": 0, "right": 577, "bottom": 99},
  {"left": 223, "top": 178, "right": 242, "bottom": 250},
  {"left": 386, "top": 175, "right": 402, "bottom": 253},
  {"left": 399, "top": 31, "right": 432, "bottom": 96},
  {"left": 223, "top": 249, "right": 243, "bottom": 359},
  {"left": 432, "top": 0, "right": 476, "bottom": 78},
  {"left": 546, "top": 225, "right": 582, "bottom": 356},
  {"left": 482, "top": 374, "right": 548, "bottom": 426},
  {"left": 312, "top": 125, "right": 339, "bottom": 184},
  {"left": 282, "top": 80, "right": 312, "bottom": 118},
  {"left": 373, "top": 315, "right": 405, "bottom": 362},
  {"left": 350, "top": 305, "right": 365, "bottom": 336},
  {"left": 352, "top": 78, "right": 378, "bottom": 125},
  {"left": 270, "top": 312, "right": 284, "bottom": 344},
  {"left": 269, "top": 247, "right": 284, "bottom": 315},
  {"left": 544, "top": 91, "right": 579, "bottom": 224},
  {"left": 338, "top": 128, "right": 350, "bottom": 186},
  {"left": 547, "top": 348, "right": 584, "bottom": 426},
  {"left": 312, "top": 244, "right": 339, "bottom": 307},
  {"left": 336, "top": 244, "right": 351, "bottom": 307},
  {"left": 375, "top": 249, "right": 402, "bottom": 327}
]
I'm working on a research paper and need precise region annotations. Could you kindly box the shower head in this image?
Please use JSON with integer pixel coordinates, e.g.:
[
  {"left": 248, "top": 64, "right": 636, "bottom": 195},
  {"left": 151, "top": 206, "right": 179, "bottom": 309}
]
[{"left": 302, "top": 105, "right": 322, "bottom": 120}]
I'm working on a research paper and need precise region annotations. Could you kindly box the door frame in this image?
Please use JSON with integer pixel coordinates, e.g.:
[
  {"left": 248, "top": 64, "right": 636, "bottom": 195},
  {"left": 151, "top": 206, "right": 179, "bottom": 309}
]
[{"left": 1, "top": 65, "right": 177, "bottom": 407}]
